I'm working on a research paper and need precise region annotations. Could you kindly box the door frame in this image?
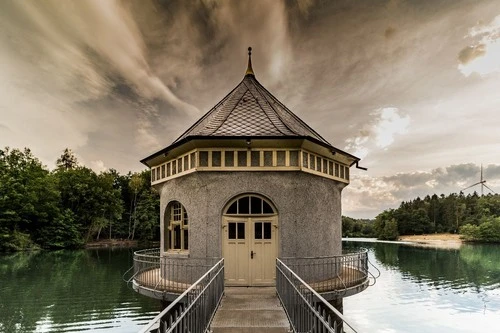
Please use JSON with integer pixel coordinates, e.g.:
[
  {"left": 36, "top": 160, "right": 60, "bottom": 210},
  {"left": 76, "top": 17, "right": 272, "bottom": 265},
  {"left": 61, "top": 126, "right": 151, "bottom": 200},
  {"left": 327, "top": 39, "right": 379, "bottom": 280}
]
[
  {"left": 221, "top": 194, "right": 279, "bottom": 287},
  {"left": 222, "top": 216, "right": 279, "bottom": 286}
]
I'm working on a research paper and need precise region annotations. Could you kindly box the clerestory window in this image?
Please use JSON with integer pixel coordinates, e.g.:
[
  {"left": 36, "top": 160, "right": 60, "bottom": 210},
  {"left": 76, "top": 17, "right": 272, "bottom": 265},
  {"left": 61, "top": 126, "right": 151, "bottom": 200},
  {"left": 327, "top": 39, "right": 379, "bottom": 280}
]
[{"left": 165, "top": 201, "right": 189, "bottom": 252}]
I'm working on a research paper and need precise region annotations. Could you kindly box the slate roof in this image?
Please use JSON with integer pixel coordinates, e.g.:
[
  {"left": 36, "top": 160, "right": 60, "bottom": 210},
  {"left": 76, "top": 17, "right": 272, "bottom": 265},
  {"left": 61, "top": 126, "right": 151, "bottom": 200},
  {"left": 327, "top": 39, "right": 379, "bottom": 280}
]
[{"left": 170, "top": 74, "right": 332, "bottom": 146}]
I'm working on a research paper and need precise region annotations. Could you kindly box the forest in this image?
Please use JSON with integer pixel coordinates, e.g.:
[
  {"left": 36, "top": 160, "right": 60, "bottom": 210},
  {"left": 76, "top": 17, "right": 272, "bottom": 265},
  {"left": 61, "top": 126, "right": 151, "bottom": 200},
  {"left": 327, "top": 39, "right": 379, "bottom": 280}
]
[
  {"left": 0, "top": 147, "right": 160, "bottom": 252},
  {"left": 351, "top": 191, "right": 500, "bottom": 242}
]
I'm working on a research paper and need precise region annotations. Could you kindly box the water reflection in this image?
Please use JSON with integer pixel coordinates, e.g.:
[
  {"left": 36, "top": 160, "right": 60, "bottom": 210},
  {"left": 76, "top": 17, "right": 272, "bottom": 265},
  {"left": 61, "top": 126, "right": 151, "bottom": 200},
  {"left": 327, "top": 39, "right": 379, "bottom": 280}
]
[
  {"left": 343, "top": 241, "right": 500, "bottom": 333},
  {"left": 0, "top": 249, "right": 159, "bottom": 332},
  {"left": 355, "top": 242, "right": 500, "bottom": 290}
]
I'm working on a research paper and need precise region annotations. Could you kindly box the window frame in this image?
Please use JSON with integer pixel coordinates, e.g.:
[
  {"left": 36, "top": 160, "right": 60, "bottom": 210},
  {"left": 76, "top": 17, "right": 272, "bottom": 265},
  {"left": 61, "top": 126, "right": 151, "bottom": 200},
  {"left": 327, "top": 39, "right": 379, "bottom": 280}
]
[
  {"left": 165, "top": 201, "right": 189, "bottom": 253},
  {"left": 224, "top": 195, "right": 276, "bottom": 216}
]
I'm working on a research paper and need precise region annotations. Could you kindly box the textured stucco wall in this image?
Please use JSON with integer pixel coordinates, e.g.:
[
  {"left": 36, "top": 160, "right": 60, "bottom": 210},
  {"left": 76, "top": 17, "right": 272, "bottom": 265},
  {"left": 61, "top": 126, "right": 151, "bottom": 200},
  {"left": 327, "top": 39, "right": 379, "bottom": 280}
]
[{"left": 157, "top": 171, "right": 346, "bottom": 259}]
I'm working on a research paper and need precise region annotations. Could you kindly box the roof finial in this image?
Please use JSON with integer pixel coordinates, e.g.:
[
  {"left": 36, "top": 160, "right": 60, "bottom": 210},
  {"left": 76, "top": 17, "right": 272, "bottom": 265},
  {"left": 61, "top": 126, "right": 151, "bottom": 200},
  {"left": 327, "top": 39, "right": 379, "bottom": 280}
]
[{"left": 245, "top": 46, "right": 254, "bottom": 77}]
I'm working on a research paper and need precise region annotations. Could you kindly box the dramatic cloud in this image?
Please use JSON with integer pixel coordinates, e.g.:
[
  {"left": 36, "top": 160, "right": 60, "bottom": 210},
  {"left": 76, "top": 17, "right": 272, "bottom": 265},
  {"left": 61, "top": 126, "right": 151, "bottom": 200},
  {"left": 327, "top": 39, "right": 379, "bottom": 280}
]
[
  {"left": 458, "top": 44, "right": 487, "bottom": 64},
  {"left": 0, "top": 1, "right": 202, "bottom": 167},
  {"left": 345, "top": 107, "right": 410, "bottom": 159},
  {"left": 459, "top": 15, "right": 500, "bottom": 76}
]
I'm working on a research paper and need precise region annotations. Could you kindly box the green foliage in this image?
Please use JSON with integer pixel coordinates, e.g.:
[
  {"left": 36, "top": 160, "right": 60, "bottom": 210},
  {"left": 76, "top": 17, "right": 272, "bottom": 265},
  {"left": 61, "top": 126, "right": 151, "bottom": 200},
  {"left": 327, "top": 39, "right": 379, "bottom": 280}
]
[
  {"left": 382, "top": 218, "right": 399, "bottom": 240},
  {"left": 0, "top": 230, "right": 38, "bottom": 251},
  {"left": 0, "top": 147, "right": 61, "bottom": 251},
  {"left": 373, "top": 191, "right": 500, "bottom": 242},
  {"left": 0, "top": 147, "right": 160, "bottom": 252},
  {"left": 56, "top": 148, "right": 79, "bottom": 171},
  {"left": 459, "top": 224, "right": 480, "bottom": 241},
  {"left": 460, "top": 217, "right": 500, "bottom": 243},
  {"left": 37, "top": 209, "right": 83, "bottom": 248},
  {"left": 373, "top": 210, "right": 399, "bottom": 240},
  {"left": 342, "top": 216, "right": 376, "bottom": 237},
  {"left": 133, "top": 184, "right": 160, "bottom": 241}
]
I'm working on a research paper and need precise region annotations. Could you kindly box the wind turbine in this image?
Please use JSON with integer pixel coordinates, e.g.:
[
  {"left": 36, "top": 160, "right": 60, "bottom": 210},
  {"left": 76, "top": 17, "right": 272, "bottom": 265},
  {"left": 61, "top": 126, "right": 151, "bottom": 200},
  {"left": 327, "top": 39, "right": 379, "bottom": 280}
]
[{"left": 461, "top": 164, "right": 496, "bottom": 195}]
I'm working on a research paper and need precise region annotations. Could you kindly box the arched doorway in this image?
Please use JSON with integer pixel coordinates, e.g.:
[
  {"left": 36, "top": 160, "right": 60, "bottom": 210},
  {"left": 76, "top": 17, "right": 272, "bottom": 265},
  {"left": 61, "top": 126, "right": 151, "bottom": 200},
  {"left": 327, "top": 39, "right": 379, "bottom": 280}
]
[{"left": 222, "top": 194, "right": 278, "bottom": 286}]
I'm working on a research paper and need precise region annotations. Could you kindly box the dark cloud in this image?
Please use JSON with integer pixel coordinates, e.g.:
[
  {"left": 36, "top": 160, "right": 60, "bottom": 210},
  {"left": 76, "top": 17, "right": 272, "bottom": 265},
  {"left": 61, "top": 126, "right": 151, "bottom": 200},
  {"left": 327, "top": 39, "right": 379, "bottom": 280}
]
[
  {"left": 384, "top": 26, "right": 397, "bottom": 39},
  {"left": 458, "top": 44, "right": 486, "bottom": 64},
  {"left": 485, "top": 164, "right": 500, "bottom": 179},
  {"left": 384, "top": 164, "right": 489, "bottom": 189},
  {"left": 384, "top": 172, "right": 433, "bottom": 188}
]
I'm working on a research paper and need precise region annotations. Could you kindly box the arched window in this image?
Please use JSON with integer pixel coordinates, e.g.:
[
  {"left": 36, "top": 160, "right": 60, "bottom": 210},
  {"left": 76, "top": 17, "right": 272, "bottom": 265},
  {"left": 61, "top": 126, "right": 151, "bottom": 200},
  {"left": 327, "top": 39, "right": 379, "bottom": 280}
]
[
  {"left": 225, "top": 195, "right": 275, "bottom": 215},
  {"left": 165, "top": 201, "right": 189, "bottom": 251}
]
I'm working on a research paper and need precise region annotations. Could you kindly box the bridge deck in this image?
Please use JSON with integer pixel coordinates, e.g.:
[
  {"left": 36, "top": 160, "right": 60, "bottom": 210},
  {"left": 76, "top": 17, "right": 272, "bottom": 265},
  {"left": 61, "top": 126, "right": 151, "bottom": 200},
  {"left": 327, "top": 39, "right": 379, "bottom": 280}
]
[{"left": 211, "top": 287, "right": 290, "bottom": 333}]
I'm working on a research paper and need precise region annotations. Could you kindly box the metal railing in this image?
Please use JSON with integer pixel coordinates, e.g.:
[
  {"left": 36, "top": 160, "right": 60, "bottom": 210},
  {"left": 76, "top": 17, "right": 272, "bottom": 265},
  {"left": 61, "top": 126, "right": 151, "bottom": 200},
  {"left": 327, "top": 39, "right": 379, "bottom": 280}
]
[
  {"left": 131, "top": 249, "right": 220, "bottom": 297},
  {"left": 276, "top": 258, "right": 360, "bottom": 333},
  {"left": 139, "top": 258, "right": 224, "bottom": 333},
  {"left": 280, "top": 249, "right": 368, "bottom": 295}
]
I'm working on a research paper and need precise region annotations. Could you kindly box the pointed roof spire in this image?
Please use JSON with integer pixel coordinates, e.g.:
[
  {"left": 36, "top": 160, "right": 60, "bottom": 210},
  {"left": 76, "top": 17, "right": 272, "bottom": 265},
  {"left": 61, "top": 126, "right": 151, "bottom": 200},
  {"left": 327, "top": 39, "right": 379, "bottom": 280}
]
[{"left": 245, "top": 46, "right": 255, "bottom": 77}]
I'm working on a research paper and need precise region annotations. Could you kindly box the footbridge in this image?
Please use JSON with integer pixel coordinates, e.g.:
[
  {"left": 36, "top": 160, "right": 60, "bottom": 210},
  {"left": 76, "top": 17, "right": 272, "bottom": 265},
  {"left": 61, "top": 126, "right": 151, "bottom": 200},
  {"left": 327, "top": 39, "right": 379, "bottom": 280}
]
[{"left": 129, "top": 249, "right": 373, "bottom": 333}]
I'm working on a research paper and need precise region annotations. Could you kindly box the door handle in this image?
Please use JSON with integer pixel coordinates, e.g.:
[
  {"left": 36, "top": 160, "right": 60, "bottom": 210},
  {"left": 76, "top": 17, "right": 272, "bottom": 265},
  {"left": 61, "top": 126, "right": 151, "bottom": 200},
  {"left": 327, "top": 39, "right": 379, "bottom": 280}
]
[{"left": 251, "top": 250, "right": 255, "bottom": 259}]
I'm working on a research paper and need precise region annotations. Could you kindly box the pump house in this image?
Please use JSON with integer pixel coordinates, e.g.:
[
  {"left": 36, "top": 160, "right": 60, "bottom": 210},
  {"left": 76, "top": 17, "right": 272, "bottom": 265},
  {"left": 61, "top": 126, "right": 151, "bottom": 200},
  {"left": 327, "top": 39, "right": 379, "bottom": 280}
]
[{"left": 133, "top": 48, "right": 368, "bottom": 303}]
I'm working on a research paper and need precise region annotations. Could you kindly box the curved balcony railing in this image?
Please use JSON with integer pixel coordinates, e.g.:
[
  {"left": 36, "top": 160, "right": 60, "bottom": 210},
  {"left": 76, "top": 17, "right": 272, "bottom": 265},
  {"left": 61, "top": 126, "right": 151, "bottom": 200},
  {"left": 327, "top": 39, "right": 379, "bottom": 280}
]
[
  {"left": 277, "top": 258, "right": 360, "bottom": 333},
  {"left": 280, "top": 249, "right": 369, "bottom": 298},
  {"left": 131, "top": 248, "right": 221, "bottom": 300},
  {"left": 131, "top": 248, "right": 369, "bottom": 299}
]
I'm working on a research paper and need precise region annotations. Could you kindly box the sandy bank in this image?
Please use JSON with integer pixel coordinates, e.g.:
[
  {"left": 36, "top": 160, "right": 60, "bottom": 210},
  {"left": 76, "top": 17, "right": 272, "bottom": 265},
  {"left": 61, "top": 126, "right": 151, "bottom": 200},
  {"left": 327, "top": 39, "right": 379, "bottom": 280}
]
[{"left": 399, "top": 233, "right": 462, "bottom": 249}]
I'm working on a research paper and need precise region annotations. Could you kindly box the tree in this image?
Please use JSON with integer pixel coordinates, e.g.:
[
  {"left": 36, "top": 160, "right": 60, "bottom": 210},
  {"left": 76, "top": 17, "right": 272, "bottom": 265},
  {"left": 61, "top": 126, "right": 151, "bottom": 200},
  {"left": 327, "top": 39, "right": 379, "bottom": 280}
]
[
  {"left": 0, "top": 147, "right": 61, "bottom": 250},
  {"left": 56, "top": 148, "right": 78, "bottom": 171},
  {"left": 128, "top": 173, "right": 144, "bottom": 240},
  {"left": 342, "top": 216, "right": 354, "bottom": 236},
  {"left": 461, "top": 217, "right": 500, "bottom": 242},
  {"left": 374, "top": 210, "right": 395, "bottom": 239},
  {"left": 382, "top": 218, "right": 399, "bottom": 240}
]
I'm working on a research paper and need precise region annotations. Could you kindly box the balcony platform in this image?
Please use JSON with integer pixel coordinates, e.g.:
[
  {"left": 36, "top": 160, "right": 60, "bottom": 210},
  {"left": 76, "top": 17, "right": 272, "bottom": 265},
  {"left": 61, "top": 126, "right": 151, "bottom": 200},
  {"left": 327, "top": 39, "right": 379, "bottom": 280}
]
[
  {"left": 135, "top": 268, "right": 191, "bottom": 291},
  {"left": 131, "top": 249, "right": 369, "bottom": 301},
  {"left": 133, "top": 267, "right": 192, "bottom": 300},
  {"left": 309, "top": 266, "right": 369, "bottom": 299}
]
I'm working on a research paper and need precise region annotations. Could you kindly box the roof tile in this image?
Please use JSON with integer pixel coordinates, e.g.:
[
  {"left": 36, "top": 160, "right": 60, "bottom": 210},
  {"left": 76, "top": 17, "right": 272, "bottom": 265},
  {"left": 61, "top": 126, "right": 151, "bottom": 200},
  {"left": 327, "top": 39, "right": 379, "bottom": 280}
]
[{"left": 172, "top": 75, "right": 331, "bottom": 146}]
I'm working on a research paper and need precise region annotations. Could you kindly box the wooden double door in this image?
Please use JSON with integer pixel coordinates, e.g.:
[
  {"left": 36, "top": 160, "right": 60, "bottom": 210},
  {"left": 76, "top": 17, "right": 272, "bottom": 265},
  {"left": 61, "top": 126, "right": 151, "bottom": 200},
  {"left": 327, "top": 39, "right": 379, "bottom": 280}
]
[{"left": 222, "top": 217, "right": 278, "bottom": 286}]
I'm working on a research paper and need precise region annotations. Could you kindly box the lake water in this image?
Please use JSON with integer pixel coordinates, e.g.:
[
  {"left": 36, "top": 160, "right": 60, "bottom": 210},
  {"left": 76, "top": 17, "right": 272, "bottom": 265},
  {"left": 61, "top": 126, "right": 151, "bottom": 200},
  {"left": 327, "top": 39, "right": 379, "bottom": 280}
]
[
  {"left": 343, "top": 240, "right": 500, "bottom": 333},
  {"left": 0, "top": 248, "right": 158, "bottom": 333},
  {"left": 0, "top": 242, "right": 499, "bottom": 332}
]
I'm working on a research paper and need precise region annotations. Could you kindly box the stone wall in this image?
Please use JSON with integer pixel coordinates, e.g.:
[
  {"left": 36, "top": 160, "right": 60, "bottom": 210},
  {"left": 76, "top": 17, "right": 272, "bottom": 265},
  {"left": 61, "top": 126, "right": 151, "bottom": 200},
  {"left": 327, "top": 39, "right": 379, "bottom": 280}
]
[{"left": 157, "top": 171, "right": 346, "bottom": 259}]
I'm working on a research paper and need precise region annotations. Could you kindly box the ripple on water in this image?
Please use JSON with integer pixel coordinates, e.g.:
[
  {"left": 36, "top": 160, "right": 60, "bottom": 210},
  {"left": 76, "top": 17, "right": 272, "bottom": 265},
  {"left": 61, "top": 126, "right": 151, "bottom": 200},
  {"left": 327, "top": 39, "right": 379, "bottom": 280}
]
[
  {"left": 0, "top": 249, "right": 160, "bottom": 333},
  {"left": 343, "top": 241, "right": 500, "bottom": 333}
]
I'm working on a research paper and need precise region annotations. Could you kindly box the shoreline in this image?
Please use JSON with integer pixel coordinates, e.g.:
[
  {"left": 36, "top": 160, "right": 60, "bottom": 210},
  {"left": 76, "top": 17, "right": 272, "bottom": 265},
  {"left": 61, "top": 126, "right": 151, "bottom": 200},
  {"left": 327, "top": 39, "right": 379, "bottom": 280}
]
[
  {"left": 343, "top": 234, "right": 463, "bottom": 249},
  {"left": 398, "top": 233, "right": 462, "bottom": 249},
  {"left": 84, "top": 239, "right": 139, "bottom": 249}
]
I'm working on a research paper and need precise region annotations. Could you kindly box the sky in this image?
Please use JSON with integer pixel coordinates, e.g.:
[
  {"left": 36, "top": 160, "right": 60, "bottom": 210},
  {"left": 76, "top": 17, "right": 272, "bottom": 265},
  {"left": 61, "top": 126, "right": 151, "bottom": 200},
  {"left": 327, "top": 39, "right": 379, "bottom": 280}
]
[{"left": 1, "top": 0, "right": 499, "bottom": 218}]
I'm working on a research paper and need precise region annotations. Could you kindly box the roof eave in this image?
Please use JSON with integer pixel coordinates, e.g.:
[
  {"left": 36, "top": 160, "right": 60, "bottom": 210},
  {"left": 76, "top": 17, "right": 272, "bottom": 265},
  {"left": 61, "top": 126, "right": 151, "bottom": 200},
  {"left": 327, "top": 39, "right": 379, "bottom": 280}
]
[{"left": 140, "top": 135, "right": 360, "bottom": 168}]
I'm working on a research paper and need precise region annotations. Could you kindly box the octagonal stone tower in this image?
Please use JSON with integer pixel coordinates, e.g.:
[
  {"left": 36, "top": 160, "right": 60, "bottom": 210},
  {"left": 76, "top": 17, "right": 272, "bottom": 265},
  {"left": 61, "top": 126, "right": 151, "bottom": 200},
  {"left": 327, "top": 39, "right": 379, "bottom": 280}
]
[{"left": 140, "top": 48, "right": 361, "bottom": 288}]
